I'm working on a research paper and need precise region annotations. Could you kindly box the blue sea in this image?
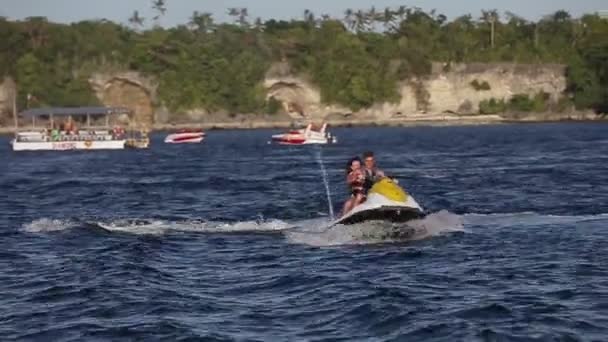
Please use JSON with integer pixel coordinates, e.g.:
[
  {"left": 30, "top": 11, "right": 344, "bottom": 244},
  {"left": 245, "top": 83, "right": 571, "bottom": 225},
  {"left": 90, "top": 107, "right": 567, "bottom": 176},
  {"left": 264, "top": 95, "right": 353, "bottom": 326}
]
[{"left": 1, "top": 123, "right": 608, "bottom": 341}]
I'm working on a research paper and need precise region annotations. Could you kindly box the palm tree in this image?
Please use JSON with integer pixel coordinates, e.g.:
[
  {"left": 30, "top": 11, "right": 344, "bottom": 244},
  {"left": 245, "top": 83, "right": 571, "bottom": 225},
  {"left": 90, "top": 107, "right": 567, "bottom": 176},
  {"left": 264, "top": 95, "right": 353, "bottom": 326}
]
[
  {"left": 552, "top": 10, "right": 571, "bottom": 22},
  {"left": 228, "top": 8, "right": 240, "bottom": 24},
  {"left": 151, "top": 0, "right": 167, "bottom": 26},
  {"left": 481, "top": 9, "right": 499, "bottom": 48},
  {"left": 367, "top": 6, "right": 379, "bottom": 29},
  {"left": 571, "top": 19, "right": 583, "bottom": 48},
  {"left": 344, "top": 9, "right": 356, "bottom": 31},
  {"left": 227, "top": 8, "right": 249, "bottom": 27},
  {"left": 354, "top": 9, "right": 369, "bottom": 32},
  {"left": 395, "top": 5, "right": 407, "bottom": 23},
  {"left": 534, "top": 23, "right": 539, "bottom": 48},
  {"left": 238, "top": 8, "right": 249, "bottom": 27},
  {"left": 380, "top": 7, "right": 395, "bottom": 31},
  {"left": 304, "top": 9, "right": 315, "bottom": 27},
  {"left": 23, "top": 16, "right": 49, "bottom": 49},
  {"left": 253, "top": 17, "right": 264, "bottom": 31},
  {"left": 189, "top": 11, "right": 214, "bottom": 33},
  {"left": 128, "top": 10, "right": 145, "bottom": 31}
]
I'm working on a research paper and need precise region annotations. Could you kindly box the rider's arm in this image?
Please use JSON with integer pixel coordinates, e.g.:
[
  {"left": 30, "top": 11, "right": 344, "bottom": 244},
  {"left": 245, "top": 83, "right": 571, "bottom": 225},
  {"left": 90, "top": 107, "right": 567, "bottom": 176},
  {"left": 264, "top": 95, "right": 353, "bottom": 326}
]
[{"left": 346, "top": 171, "right": 358, "bottom": 184}]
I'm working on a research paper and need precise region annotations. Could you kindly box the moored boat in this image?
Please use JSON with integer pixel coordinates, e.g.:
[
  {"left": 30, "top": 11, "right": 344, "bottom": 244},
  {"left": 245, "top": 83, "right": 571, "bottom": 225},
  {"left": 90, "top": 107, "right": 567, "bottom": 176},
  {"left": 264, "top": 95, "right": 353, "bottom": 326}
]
[
  {"left": 164, "top": 129, "right": 205, "bottom": 144},
  {"left": 271, "top": 123, "right": 337, "bottom": 145},
  {"left": 11, "top": 107, "right": 134, "bottom": 151}
]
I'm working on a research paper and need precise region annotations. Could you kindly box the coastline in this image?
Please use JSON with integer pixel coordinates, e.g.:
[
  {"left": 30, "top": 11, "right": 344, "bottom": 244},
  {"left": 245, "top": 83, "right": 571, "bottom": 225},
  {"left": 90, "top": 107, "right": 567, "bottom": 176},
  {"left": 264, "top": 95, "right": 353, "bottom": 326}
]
[
  {"left": 129, "top": 111, "right": 608, "bottom": 131},
  {"left": 0, "top": 112, "right": 605, "bottom": 135}
]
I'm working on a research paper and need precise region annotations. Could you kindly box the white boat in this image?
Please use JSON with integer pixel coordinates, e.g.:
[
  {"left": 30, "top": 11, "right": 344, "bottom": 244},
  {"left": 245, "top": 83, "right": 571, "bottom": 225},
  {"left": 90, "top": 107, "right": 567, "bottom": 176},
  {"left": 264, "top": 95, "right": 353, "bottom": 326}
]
[
  {"left": 11, "top": 107, "right": 131, "bottom": 151},
  {"left": 331, "top": 178, "right": 425, "bottom": 226},
  {"left": 164, "top": 129, "right": 205, "bottom": 144},
  {"left": 271, "top": 123, "right": 337, "bottom": 145}
]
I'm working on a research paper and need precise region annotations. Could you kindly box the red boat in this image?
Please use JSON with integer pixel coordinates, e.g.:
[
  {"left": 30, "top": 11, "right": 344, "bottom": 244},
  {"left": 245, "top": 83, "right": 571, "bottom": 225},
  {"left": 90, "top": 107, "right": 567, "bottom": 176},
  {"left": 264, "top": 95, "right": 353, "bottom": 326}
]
[
  {"left": 271, "top": 123, "right": 337, "bottom": 145},
  {"left": 164, "top": 129, "right": 205, "bottom": 144}
]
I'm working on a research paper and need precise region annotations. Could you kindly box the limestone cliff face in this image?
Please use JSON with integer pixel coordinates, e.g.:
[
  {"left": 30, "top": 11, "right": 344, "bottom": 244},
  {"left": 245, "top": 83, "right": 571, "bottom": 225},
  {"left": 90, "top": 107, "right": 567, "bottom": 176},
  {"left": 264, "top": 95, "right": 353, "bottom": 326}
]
[
  {"left": 264, "top": 62, "right": 568, "bottom": 120},
  {"left": 88, "top": 72, "right": 158, "bottom": 126},
  {"left": 263, "top": 63, "right": 349, "bottom": 121},
  {"left": 0, "top": 77, "right": 16, "bottom": 125},
  {"left": 420, "top": 63, "right": 567, "bottom": 114},
  {"left": 87, "top": 62, "right": 571, "bottom": 124}
]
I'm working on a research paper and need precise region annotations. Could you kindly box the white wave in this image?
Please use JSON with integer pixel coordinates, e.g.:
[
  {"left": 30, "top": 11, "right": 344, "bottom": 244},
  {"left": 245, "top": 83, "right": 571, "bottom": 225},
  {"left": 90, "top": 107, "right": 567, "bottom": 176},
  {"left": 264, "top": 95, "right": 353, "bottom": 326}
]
[
  {"left": 21, "top": 218, "right": 78, "bottom": 233},
  {"left": 26, "top": 210, "right": 605, "bottom": 239},
  {"left": 95, "top": 218, "right": 294, "bottom": 235},
  {"left": 285, "top": 210, "right": 465, "bottom": 247}
]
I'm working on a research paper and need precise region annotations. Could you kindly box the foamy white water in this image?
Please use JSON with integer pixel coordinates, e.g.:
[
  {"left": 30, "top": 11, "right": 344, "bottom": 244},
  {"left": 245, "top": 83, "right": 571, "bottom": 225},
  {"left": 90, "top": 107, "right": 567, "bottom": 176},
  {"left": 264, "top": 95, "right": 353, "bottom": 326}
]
[{"left": 285, "top": 210, "right": 465, "bottom": 246}]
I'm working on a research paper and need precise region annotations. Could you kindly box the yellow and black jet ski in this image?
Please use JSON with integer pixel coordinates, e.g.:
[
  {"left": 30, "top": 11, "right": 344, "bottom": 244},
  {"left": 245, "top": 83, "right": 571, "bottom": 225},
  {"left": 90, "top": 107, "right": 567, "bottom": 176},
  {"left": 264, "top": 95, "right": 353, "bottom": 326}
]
[{"left": 332, "top": 178, "right": 425, "bottom": 225}]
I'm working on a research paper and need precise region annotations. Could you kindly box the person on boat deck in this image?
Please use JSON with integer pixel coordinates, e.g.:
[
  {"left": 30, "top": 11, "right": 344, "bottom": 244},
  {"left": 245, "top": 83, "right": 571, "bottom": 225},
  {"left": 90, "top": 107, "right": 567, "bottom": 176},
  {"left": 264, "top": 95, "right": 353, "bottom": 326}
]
[
  {"left": 362, "top": 151, "right": 386, "bottom": 193},
  {"left": 341, "top": 157, "right": 366, "bottom": 216},
  {"left": 51, "top": 128, "right": 60, "bottom": 141}
]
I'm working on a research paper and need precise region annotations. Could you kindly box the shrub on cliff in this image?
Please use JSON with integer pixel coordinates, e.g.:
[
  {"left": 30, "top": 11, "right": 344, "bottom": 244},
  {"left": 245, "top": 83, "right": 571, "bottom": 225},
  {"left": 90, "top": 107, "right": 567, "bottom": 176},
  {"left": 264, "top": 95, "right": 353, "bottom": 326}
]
[
  {"left": 480, "top": 92, "right": 550, "bottom": 114},
  {"left": 265, "top": 96, "right": 283, "bottom": 115},
  {"left": 479, "top": 98, "right": 506, "bottom": 114},
  {"left": 508, "top": 92, "right": 550, "bottom": 112},
  {"left": 470, "top": 79, "right": 491, "bottom": 91}
]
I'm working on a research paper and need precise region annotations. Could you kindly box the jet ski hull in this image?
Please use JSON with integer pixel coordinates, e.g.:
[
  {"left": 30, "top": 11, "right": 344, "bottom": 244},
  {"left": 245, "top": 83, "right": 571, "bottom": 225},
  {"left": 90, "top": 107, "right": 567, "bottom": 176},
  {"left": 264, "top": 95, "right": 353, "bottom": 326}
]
[
  {"left": 331, "top": 178, "right": 425, "bottom": 226},
  {"left": 337, "top": 206, "right": 425, "bottom": 225}
]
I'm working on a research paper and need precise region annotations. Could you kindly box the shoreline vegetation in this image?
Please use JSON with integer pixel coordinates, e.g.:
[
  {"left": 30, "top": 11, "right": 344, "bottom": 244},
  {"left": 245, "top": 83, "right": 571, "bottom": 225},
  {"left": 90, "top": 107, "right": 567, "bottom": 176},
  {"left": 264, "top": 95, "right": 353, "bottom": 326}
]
[{"left": 0, "top": 2, "right": 606, "bottom": 125}]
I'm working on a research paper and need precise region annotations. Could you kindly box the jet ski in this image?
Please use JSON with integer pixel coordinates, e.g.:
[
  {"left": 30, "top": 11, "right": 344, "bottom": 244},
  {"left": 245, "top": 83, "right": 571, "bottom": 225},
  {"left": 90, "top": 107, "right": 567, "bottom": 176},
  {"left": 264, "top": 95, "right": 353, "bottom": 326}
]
[{"left": 331, "top": 178, "right": 425, "bottom": 226}]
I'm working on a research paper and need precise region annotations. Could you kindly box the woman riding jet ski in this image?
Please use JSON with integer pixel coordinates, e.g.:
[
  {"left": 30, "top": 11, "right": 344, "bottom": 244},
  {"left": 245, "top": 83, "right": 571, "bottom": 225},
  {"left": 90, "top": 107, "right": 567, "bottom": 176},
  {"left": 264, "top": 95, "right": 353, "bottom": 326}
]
[{"left": 334, "top": 151, "right": 425, "bottom": 226}]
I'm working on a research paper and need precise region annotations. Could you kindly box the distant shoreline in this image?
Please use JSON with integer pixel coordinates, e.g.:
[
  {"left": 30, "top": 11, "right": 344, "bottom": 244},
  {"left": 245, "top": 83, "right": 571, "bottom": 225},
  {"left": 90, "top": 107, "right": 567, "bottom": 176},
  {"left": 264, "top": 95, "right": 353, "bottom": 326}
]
[{"left": 1, "top": 114, "right": 605, "bottom": 135}]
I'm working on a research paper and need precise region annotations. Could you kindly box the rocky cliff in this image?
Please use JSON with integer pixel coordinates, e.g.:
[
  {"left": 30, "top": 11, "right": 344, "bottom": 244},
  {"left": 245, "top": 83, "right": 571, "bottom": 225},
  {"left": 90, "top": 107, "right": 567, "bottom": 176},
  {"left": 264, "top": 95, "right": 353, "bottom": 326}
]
[
  {"left": 0, "top": 77, "right": 16, "bottom": 126},
  {"left": 264, "top": 62, "right": 570, "bottom": 121},
  {"left": 1, "top": 62, "right": 595, "bottom": 130},
  {"left": 88, "top": 72, "right": 158, "bottom": 126}
]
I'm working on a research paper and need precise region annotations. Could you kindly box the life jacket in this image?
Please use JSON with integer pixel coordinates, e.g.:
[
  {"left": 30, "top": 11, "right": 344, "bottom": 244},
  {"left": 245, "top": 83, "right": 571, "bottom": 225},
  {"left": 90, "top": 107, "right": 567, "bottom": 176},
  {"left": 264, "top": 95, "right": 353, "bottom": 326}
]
[{"left": 363, "top": 168, "right": 380, "bottom": 192}]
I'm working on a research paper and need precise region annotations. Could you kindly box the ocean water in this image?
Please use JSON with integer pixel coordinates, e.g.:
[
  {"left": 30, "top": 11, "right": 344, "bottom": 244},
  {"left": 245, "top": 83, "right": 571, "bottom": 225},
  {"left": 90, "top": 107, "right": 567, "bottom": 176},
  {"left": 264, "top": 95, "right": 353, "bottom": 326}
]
[{"left": 1, "top": 123, "right": 608, "bottom": 341}]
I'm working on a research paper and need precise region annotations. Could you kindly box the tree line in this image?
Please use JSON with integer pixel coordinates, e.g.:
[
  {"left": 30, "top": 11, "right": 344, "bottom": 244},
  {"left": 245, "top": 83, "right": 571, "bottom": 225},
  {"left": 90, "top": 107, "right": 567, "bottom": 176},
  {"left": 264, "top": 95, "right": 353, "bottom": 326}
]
[{"left": 0, "top": 2, "right": 606, "bottom": 119}]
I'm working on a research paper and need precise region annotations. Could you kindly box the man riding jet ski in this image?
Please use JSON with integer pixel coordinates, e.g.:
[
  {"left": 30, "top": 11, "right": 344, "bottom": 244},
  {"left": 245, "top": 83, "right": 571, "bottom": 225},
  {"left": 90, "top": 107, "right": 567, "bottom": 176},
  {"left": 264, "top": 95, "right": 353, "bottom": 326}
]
[{"left": 334, "top": 151, "right": 425, "bottom": 226}]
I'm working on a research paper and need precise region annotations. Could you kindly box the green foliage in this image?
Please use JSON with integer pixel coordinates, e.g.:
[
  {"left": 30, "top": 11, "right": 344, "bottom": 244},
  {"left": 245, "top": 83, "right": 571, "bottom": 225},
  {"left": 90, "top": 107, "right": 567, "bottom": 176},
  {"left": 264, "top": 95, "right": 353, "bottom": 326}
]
[
  {"left": 265, "top": 96, "right": 283, "bottom": 115},
  {"left": 479, "top": 98, "right": 506, "bottom": 114},
  {"left": 0, "top": 6, "right": 607, "bottom": 115},
  {"left": 470, "top": 79, "right": 491, "bottom": 91},
  {"left": 508, "top": 94, "right": 535, "bottom": 112},
  {"left": 480, "top": 92, "right": 550, "bottom": 114},
  {"left": 531, "top": 92, "right": 550, "bottom": 112},
  {"left": 554, "top": 96, "right": 574, "bottom": 113}
]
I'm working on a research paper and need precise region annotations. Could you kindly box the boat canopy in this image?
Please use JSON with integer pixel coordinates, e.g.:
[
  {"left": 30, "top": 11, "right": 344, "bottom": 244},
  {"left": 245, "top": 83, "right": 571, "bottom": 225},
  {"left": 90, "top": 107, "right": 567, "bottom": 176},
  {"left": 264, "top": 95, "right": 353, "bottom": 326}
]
[{"left": 20, "top": 107, "right": 130, "bottom": 118}]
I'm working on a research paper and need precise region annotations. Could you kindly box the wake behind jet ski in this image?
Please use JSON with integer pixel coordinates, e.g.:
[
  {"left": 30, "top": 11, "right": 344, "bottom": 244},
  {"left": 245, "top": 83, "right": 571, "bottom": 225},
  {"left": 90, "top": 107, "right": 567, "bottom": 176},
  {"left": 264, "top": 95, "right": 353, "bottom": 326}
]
[{"left": 331, "top": 178, "right": 425, "bottom": 226}]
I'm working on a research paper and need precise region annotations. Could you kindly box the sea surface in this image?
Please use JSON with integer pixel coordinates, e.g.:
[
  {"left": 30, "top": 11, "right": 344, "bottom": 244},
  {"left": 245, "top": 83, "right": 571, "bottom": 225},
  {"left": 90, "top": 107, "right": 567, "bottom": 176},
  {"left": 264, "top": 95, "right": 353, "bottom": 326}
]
[{"left": 1, "top": 123, "right": 608, "bottom": 341}]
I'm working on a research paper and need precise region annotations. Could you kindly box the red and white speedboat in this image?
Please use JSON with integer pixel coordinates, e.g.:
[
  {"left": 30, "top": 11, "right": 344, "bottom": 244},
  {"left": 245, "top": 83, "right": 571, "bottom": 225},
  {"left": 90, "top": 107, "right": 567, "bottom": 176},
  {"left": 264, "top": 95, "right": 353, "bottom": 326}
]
[
  {"left": 271, "top": 123, "right": 337, "bottom": 145},
  {"left": 164, "top": 129, "right": 205, "bottom": 144}
]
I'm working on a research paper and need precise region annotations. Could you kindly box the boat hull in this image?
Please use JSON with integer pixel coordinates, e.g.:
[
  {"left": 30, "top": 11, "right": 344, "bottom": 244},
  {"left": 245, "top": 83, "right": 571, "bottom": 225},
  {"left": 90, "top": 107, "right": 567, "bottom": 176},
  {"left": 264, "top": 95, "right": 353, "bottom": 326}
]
[
  {"left": 271, "top": 123, "right": 337, "bottom": 145},
  {"left": 336, "top": 205, "right": 425, "bottom": 225},
  {"left": 271, "top": 135, "right": 336, "bottom": 145},
  {"left": 12, "top": 140, "right": 126, "bottom": 151},
  {"left": 165, "top": 137, "right": 204, "bottom": 144},
  {"left": 164, "top": 132, "right": 205, "bottom": 144}
]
